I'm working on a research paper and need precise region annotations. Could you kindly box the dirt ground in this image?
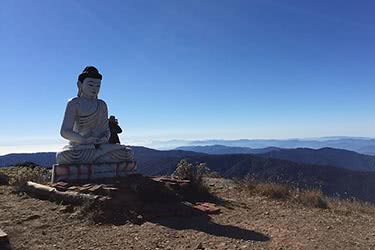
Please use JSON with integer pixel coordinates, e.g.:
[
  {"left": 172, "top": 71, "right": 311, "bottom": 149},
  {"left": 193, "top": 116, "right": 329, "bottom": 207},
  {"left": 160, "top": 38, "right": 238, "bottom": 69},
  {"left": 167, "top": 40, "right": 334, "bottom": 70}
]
[{"left": 1, "top": 178, "right": 375, "bottom": 250}]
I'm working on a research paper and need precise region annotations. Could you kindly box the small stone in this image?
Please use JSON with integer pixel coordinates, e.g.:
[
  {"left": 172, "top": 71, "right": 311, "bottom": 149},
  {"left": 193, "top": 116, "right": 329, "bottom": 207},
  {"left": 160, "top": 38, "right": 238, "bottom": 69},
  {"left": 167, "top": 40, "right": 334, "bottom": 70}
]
[
  {"left": 195, "top": 242, "right": 204, "bottom": 249},
  {"left": 59, "top": 205, "right": 74, "bottom": 213},
  {"left": 0, "top": 229, "right": 8, "bottom": 241},
  {"left": 327, "top": 226, "right": 332, "bottom": 230},
  {"left": 25, "top": 214, "right": 41, "bottom": 221}
]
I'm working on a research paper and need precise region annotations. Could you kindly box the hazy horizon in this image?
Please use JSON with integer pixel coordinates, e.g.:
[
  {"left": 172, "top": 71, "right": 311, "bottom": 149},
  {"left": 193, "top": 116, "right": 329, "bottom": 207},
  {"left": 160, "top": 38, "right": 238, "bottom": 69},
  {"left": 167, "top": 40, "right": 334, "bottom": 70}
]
[{"left": 1, "top": 135, "right": 375, "bottom": 156}]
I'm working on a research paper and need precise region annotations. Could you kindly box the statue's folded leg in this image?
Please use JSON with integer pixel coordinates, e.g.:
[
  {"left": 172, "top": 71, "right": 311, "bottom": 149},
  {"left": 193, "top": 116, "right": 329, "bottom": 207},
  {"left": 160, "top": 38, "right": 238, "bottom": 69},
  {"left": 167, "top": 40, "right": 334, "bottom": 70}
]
[
  {"left": 95, "top": 147, "right": 134, "bottom": 163},
  {"left": 56, "top": 149, "right": 97, "bottom": 165},
  {"left": 56, "top": 144, "right": 134, "bottom": 165}
]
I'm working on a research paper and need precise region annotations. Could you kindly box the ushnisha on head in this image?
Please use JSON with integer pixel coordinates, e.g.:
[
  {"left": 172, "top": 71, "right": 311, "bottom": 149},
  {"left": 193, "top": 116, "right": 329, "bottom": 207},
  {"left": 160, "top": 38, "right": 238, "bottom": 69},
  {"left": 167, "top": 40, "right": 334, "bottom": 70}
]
[{"left": 77, "top": 66, "right": 103, "bottom": 99}]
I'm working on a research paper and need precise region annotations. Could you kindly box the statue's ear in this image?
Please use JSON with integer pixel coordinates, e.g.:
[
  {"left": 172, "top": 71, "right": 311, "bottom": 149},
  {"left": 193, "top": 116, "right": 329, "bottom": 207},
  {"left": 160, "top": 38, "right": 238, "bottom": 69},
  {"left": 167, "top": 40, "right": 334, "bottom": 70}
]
[{"left": 77, "top": 80, "right": 83, "bottom": 97}]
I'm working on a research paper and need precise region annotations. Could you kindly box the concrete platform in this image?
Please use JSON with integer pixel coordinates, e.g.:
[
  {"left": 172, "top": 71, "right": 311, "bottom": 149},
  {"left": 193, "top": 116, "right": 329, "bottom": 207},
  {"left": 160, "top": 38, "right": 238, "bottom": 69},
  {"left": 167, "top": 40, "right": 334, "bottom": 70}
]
[{"left": 52, "top": 161, "right": 137, "bottom": 182}]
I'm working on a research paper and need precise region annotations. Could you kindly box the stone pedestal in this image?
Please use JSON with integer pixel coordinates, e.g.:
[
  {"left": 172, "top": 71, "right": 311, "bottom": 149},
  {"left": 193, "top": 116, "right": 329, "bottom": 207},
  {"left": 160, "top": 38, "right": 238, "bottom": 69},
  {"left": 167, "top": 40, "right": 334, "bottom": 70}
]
[{"left": 52, "top": 161, "right": 137, "bottom": 182}]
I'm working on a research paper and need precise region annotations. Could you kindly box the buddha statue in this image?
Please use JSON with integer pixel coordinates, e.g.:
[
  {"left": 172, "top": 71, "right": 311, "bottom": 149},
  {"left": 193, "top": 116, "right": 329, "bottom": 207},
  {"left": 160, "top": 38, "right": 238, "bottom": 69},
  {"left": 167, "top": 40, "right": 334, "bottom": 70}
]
[{"left": 56, "top": 66, "right": 134, "bottom": 165}]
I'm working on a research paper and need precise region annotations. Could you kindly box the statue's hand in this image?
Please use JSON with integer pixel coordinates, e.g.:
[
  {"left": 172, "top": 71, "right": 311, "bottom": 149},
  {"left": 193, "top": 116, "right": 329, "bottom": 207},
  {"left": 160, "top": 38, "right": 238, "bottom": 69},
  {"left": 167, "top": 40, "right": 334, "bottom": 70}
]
[
  {"left": 83, "top": 136, "right": 98, "bottom": 144},
  {"left": 95, "top": 136, "right": 108, "bottom": 144}
]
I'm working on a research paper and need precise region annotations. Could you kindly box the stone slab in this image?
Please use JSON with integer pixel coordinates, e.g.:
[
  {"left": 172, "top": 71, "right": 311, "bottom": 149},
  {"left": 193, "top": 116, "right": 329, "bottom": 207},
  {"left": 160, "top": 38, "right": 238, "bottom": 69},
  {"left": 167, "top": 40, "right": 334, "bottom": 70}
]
[
  {"left": 0, "top": 229, "right": 8, "bottom": 241},
  {"left": 52, "top": 161, "right": 137, "bottom": 182},
  {"left": 192, "top": 202, "right": 221, "bottom": 214}
]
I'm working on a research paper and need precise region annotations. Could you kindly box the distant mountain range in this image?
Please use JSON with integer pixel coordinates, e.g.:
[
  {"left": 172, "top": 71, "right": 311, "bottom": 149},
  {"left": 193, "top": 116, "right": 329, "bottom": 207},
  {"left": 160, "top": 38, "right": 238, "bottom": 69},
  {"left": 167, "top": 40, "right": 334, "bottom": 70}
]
[
  {"left": 0, "top": 152, "right": 57, "bottom": 168},
  {"left": 177, "top": 145, "right": 280, "bottom": 155},
  {"left": 1, "top": 146, "right": 375, "bottom": 202},
  {"left": 157, "top": 137, "right": 375, "bottom": 155},
  {"left": 2, "top": 146, "right": 375, "bottom": 173},
  {"left": 175, "top": 154, "right": 375, "bottom": 202},
  {"left": 177, "top": 145, "right": 375, "bottom": 172}
]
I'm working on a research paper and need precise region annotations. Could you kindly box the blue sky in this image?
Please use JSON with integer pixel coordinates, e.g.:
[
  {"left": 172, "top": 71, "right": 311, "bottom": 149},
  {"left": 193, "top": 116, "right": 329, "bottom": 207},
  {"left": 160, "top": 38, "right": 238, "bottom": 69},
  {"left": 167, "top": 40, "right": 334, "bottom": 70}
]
[{"left": 1, "top": 0, "right": 375, "bottom": 154}]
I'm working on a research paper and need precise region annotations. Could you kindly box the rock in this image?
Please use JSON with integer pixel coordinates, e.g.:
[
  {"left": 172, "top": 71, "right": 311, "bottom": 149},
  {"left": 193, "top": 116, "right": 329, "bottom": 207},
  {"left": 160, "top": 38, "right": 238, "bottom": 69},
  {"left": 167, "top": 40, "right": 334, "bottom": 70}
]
[
  {"left": 51, "top": 182, "right": 69, "bottom": 191},
  {"left": 0, "top": 229, "right": 8, "bottom": 241},
  {"left": 0, "top": 229, "right": 10, "bottom": 250},
  {"left": 24, "top": 214, "right": 41, "bottom": 221},
  {"left": 195, "top": 242, "right": 204, "bottom": 249},
  {"left": 88, "top": 184, "right": 104, "bottom": 193},
  {"left": 192, "top": 202, "right": 221, "bottom": 214},
  {"left": 59, "top": 204, "right": 74, "bottom": 213},
  {"left": 0, "top": 173, "right": 9, "bottom": 185}
]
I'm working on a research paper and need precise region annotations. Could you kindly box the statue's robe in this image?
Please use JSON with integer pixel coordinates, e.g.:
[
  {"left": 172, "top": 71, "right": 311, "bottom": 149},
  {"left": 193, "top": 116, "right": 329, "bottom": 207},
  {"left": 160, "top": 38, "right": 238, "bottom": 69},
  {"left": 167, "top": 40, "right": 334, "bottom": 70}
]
[{"left": 56, "top": 98, "right": 133, "bottom": 165}]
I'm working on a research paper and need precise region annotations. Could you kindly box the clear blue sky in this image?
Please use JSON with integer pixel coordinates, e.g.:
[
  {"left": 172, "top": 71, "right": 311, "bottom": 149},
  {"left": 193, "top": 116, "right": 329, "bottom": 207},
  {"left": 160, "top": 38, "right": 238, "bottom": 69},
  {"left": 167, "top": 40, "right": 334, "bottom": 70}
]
[{"left": 1, "top": 0, "right": 375, "bottom": 154}]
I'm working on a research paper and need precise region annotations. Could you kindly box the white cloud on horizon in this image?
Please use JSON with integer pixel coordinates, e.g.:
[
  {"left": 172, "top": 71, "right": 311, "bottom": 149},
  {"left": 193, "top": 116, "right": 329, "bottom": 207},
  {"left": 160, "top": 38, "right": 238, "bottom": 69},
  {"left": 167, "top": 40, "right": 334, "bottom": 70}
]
[{"left": 2, "top": 135, "right": 375, "bottom": 156}]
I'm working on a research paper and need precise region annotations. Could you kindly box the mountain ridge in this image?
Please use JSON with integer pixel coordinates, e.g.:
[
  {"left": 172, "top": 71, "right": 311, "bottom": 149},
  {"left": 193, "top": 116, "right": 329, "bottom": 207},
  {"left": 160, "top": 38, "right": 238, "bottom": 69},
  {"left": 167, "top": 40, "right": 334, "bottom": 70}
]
[
  {"left": 177, "top": 145, "right": 375, "bottom": 172},
  {"left": 154, "top": 137, "right": 375, "bottom": 155},
  {"left": 2, "top": 146, "right": 375, "bottom": 202}
]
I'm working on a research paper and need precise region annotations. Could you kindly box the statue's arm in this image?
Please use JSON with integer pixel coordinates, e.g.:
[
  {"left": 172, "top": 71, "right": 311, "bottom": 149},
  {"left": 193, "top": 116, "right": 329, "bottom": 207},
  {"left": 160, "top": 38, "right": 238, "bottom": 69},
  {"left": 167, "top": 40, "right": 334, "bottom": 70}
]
[
  {"left": 96, "top": 101, "right": 111, "bottom": 144},
  {"left": 60, "top": 100, "right": 87, "bottom": 143},
  {"left": 116, "top": 124, "right": 122, "bottom": 134}
]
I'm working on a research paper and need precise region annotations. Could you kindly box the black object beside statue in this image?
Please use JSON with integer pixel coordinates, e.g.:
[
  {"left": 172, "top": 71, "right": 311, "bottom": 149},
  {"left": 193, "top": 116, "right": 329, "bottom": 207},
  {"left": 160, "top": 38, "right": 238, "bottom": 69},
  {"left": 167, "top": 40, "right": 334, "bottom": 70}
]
[{"left": 109, "top": 115, "right": 123, "bottom": 144}]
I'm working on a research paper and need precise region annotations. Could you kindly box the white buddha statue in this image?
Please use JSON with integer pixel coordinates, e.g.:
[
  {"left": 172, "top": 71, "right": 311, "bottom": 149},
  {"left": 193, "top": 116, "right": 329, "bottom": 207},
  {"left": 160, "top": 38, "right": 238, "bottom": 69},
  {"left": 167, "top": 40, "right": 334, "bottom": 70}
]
[{"left": 56, "top": 66, "right": 134, "bottom": 165}]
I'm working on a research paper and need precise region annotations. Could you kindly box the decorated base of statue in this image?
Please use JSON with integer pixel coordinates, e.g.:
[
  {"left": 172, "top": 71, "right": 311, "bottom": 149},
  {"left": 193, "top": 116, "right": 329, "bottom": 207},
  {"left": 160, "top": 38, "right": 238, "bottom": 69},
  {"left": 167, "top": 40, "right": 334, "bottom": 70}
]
[{"left": 52, "top": 161, "right": 137, "bottom": 182}]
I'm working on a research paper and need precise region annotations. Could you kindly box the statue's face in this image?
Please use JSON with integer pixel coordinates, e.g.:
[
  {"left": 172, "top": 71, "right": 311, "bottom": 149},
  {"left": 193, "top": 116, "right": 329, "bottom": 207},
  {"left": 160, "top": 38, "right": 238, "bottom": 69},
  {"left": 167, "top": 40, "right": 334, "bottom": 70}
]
[{"left": 80, "top": 77, "right": 101, "bottom": 99}]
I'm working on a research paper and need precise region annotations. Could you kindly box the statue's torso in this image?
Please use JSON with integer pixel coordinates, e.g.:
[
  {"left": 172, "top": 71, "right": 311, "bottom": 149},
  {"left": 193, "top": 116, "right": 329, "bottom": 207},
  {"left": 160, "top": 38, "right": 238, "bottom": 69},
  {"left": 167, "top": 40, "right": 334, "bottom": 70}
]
[{"left": 69, "top": 97, "right": 108, "bottom": 141}]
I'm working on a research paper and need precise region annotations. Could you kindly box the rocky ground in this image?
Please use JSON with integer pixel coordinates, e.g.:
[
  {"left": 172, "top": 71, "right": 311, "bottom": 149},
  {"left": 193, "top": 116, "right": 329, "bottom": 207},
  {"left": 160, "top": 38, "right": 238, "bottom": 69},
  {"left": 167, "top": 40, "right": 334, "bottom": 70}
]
[{"left": 1, "top": 178, "right": 375, "bottom": 250}]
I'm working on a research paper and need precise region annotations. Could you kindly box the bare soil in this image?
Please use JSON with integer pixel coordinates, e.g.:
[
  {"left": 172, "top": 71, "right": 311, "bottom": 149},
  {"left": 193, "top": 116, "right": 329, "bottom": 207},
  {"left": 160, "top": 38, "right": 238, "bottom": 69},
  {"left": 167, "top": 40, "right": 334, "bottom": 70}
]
[{"left": 1, "top": 178, "right": 375, "bottom": 250}]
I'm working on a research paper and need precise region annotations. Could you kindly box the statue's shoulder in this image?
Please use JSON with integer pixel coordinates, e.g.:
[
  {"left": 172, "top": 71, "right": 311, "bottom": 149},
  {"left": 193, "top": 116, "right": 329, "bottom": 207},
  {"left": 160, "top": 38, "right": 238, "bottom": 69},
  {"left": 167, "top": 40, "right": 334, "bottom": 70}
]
[
  {"left": 66, "top": 97, "right": 80, "bottom": 106},
  {"left": 68, "top": 96, "right": 80, "bottom": 103},
  {"left": 97, "top": 99, "right": 108, "bottom": 107}
]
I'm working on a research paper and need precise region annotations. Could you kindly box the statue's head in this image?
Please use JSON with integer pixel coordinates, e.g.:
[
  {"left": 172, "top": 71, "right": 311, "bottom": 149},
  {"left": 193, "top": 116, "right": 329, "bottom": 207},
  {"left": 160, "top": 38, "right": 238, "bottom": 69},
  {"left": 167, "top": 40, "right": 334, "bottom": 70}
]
[{"left": 77, "top": 66, "right": 103, "bottom": 99}]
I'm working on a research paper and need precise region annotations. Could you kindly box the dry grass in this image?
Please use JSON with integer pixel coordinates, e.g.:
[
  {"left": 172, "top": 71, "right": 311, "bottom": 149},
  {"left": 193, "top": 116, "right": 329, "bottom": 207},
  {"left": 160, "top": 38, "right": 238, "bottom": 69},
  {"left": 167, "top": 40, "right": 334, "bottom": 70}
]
[
  {"left": 240, "top": 177, "right": 328, "bottom": 209},
  {"left": 328, "top": 197, "right": 375, "bottom": 215},
  {"left": 295, "top": 189, "right": 328, "bottom": 209},
  {"left": 254, "top": 183, "right": 291, "bottom": 200},
  {"left": 0, "top": 166, "right": 51, "bottom": 192},
  {"left": 240, "top": 177, "right": 375, "bottom": 212}
]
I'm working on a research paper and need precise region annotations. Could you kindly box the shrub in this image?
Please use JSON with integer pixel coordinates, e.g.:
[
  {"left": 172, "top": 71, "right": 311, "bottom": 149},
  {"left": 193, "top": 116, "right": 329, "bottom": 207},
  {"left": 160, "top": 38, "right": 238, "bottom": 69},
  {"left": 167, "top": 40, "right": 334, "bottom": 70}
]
[
  {"left": 295, "top": 189, "right": 328, "bottom": 209},
  {"left": 172, "top": 160, "right": 210, "bottom": 185},
  {"left": 172, "top": 160, "right": 194, "bottom": 180},
  {"left": 0, "top": 166, "right": 51, "bottom": 193},
  {"left": 172, "top": 160, "right": 214, "bottom": 201}
]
